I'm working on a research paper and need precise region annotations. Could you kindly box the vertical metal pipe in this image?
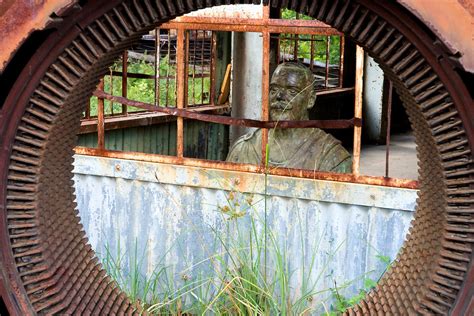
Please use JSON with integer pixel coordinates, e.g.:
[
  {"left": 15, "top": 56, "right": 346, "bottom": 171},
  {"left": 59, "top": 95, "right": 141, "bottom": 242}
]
[
  {"left": 261, "top": 4, "right": 271, "bottom": 167},
  {"left": 85, "top": 98, "right": 91, "bottom": 119},
  {"left": 385, "top": 80, "right": 393, "bottom": 178},
  {"left": 310, "top": 35, "right": 315, "bottom": 71},
  {"left": 109, "top": 67, "right": 114, "bottom": 115},
  {"left": 210, "top": 31, "right": 217, "bottom": 105},
  {"left": 155, "top": 28, "right": 161, "bottom": 106},
  {"left": 97, "top": 79, "right": 105, "bottom": 150},
  {"left": 339, "top": 36, "right": 345, "bottom": 88},
  {"left": 185, "top": 30, "right": 190, "bottom": 109},
  {"left": 325, "top": 36, "right": 330, "bottom": 88},
  {"left": 122, "top": 50, "right": 128, "bottom": 115},
  {"left": 352, "top": 45, "right": 364, "bottom": 175},
  {"left": 165, "top": 29, "right": 171, "bottom": 106},
  {"left": 200, "top": 30, "right": 206, "bottom": 105},
  {"left": 293, "top": 34, "right": 299, "bottom": 60},
  {"left": 261, "top": 31, "right": 270, "bottom": 167},
  {"left": 176, "top": 28, "right": 186, "bottom": 158},
  {"left": 294, "top": 13, "right": 299, "bottom": 60},
  {"left": 192, "top": 30, "right": 197, "bottom": 105}
]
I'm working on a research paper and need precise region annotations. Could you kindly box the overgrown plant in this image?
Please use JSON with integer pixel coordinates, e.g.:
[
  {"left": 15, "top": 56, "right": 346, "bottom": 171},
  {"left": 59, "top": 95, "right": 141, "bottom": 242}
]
[
  {"left": 329, "top": 254, "right": 393, "bottom": 314},
  {"left": 96, "top": 64, "right": 387, "bottom": 315},
  {"left": 98, "top": 176, "right": 387, "bottom": 315}
]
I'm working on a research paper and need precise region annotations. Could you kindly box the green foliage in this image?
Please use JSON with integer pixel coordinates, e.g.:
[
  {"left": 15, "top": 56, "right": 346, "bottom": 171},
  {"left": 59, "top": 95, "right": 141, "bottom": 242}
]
[
  {"left": 100, "top": 182, "right": 346, "bottom": 315},
  {"left": 327, "top": 255, "right": 393, "bottom": 315},
  {"left": 280, "top": 9, "right": 342, "bottom": 65},
  {"left": 87, "top": 52, "right": 211, "bottom": 117}
]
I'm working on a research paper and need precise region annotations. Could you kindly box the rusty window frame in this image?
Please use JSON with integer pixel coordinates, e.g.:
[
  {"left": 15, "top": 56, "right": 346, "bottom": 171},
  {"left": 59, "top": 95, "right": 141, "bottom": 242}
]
[{"left": 75, "top": 6, "right": 417, "bottom": 190}]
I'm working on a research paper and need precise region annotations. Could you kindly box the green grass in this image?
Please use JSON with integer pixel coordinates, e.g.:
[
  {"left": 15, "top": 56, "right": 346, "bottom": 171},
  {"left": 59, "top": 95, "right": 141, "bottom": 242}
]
[
  {"left": 95, "top": 77, "right": 391, "bottom": 315},
  {"left": 98, "top": 178, "right": 391, "bottom": 315}
]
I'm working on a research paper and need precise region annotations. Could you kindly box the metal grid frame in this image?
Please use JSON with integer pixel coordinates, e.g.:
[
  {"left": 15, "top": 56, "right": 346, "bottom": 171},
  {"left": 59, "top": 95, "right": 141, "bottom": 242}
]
[{"left": 76, "top": 8, "right": 416, "bottom": 189}]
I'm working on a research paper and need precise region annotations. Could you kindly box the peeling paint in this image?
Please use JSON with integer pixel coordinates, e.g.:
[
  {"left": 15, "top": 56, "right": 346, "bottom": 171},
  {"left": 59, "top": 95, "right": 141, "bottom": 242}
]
[{"left": 74, "top": 155, "right": 416, "bottom": 305}]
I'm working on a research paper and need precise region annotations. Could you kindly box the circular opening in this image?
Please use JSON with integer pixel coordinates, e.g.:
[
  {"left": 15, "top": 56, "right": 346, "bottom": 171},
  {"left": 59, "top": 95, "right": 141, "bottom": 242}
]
[{"left": 1, "top": 1, "right": 472, "bottom": 315}]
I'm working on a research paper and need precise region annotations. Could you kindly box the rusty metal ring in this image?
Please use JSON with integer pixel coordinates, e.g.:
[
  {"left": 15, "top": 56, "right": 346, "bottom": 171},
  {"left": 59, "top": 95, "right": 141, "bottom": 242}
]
[{"left": 0, "top": 0, "right": 472, "bottom": 314}]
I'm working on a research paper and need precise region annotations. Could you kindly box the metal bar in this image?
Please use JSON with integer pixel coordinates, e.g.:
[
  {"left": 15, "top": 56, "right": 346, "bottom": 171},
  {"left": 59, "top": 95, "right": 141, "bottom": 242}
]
[
  {"left": 353, "top": 45, "right": 365, "bottom": 175},
  {"left": 261, "top": 30, "right": 270, "bottom": 167},
  {"left": 161, "top": 21, "right": 341, "bottom": 36},
  {"left": 310, "top": 35, "right": 315, "bottom": 71},
  {"left": 210, "top": 31, "right": 217, "bottom": 105},
  {"left": 167, "top": 16, "right": 336, "bottom": 29},
  {"left": 165, "top": 30, "right": 171, "bottom": 106},
  {"left": 93, "top": 90, "right": 359, "bottom": 129},
  {"left": 85, "top": 97, "right": 90, "bottom": 119},
  {"left": 97, "top": 79, "right": 105, "bottom": 150},
  {"left": 339, "top": 36, "right": 345, "bottom": 88},
  {"left": 293, "top": 34, "right": 299, "bottom": 60},
  {"left": 278, "top": 36, "right": 325, "bottom": 42},
  {"left": 276, "top": 34, "right": 281, "bottom": 65},
  {"left": 325, "top": 36, "right": 330, "bottom": 88},
  {"left": 79, "top": 104, "right": 230, "bottom": 134},
  {"left": 200, "top": 30, "right": 205, "bottom": 105},
  {"left": 112, "top": 71, "right": 154, "bottom": 79},
  {"left": 293, "top": 12, "right": 300, "bottom": 60},
  {"left": 122, "top": 50, "right": 128, "bottom": 115},
  {"left": 176, "top": 28, "right": 186, "bottom": 158},
  {"left": 188, "top": 31, "right": 198, "bottom": 104},
  {"left": 109, "top": 67, "right": 114, "bottom": 115},
  {"left": 185, "top": 29, "right": 190, "bottom": 108},
  {"left": 154, "top": 28, "right": 161, "bottom": 106},
  {"left": 385, "top": 80, "right": 393, "bottom": 178},
  {"left": 111, "top": 72, "right": 211, "bottom": 80},
  {"left": 173, "top": 31, "right": 178, "bottom": 107},
  {"left": 74, "top": 147, "right": 419, "bottom": 190}
]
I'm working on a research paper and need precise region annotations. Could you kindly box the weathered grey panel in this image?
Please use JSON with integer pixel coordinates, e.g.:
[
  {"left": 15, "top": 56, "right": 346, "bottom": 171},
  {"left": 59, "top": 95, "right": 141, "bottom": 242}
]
[{"left": 74, "top": 155, "right": 416, "bottom": 308}]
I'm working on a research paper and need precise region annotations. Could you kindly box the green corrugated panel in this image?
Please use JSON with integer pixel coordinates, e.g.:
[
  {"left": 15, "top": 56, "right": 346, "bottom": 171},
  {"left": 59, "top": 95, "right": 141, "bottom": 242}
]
[{"left": 77, "top": 121, "right": 228, "bottom": 160}]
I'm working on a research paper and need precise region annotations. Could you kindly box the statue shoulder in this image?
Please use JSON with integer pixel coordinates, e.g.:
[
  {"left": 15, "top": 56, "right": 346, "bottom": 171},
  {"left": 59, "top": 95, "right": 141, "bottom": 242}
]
[
  {"left": 232, "top": 129, "right": 260, "bottom": 147},
  {"left": 309, "top": 128, "right": 352, "bottom": 173},
  {"left": 226, "top": 129, "right": 261, "bottom": 163}
]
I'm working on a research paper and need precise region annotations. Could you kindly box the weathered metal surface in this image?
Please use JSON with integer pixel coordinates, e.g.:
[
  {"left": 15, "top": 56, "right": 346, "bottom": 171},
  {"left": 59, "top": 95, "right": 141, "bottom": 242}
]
[
  {"left": 0, "top": 0, "right": 76, "bottom": 72},
  {"left": 0, "top": 0, "right": 472, "bottom": 315},
  {"left": 399, "top": 0, "right": 474, "bottom": 72},
  {"left": 352, "top": 46, "right": 364, "bottom": 175},
  {"left": 78, "top": 121, "right": 229, "bottom": 160},
  {"left": 162, "top": 16, "right": 342, "bottom": 36},
  {"left": 97, "top": 80, "right": 105, "bottom": 149},
  {"left": 75, "top": 146, "right": 420, "bottom": 190},
  {"left": 79, "top": 104, "right": 230, "bottom": 134},
  {"left": 74, "top": 154, "right": 416, "bottom": 310},
  {"left": 93, "top": 90, "right": 360, "bottom": 129},
  {"left": 1, "top": 1, "right": 472, "bottom": 73}
]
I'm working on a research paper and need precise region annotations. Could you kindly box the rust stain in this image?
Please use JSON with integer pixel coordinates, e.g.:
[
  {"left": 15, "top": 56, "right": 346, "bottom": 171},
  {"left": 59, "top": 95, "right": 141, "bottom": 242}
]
[
  {"left": 93, "top": 90, "right": 357, "bottom": 129},
  {"left": 399, "top": 0, "right": 474, "bottom": 72},
  {"left": 0, "top": 0, "right": 76, "bottom": 73},
  {"left": 458, "top": 0, "right": 474, "bottom": 16},
  {"left": 74, "top": 146, "right": 419, "bottom": 189}
]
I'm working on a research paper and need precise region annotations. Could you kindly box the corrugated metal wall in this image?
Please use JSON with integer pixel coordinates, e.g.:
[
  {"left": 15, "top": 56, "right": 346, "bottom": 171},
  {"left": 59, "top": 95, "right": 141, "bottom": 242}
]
[
  {"left": 77, "top": 120, "right": 229, "bottom": 160},
  {"left": 74, "top": 155, "right": 417, "bottom": 309}
]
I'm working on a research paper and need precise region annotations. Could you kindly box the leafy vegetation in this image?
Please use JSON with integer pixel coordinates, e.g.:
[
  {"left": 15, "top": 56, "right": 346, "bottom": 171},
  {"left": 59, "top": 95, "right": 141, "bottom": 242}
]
[
  {"left": 329, "top": 254, "right": 392, "bottom": 314},
  {"left": 99, "top": 178, "right": 391, "bottom": 315},
  {"left": 280, "top": 9, "right": 342, "bottom": 65},
  {"left": 88, "top": 53, "right": 211, "bottom": 117}
]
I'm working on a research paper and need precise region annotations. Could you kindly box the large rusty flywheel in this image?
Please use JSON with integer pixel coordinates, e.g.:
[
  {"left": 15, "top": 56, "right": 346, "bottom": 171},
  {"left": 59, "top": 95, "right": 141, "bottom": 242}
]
[{"left": 0, "top": 0, "right": 472, "bottom": 314}]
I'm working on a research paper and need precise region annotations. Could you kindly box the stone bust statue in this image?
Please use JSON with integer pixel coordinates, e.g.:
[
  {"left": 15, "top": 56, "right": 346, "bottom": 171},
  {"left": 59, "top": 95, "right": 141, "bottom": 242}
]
[{"left": 226, "top": 62, "right": 352, "bottom": 173}]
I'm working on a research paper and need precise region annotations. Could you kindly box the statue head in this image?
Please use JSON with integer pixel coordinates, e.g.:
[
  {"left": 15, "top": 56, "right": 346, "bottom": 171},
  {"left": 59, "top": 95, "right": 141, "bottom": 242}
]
[{"left": 269, "top": 62, "right": 317, "bottom": 121}]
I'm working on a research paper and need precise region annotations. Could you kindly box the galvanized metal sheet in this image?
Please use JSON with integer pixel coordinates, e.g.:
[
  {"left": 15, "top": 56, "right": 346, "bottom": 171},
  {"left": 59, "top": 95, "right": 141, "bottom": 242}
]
[{"left": 74, "top": 155, "right": 416, "bottom": 307}]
